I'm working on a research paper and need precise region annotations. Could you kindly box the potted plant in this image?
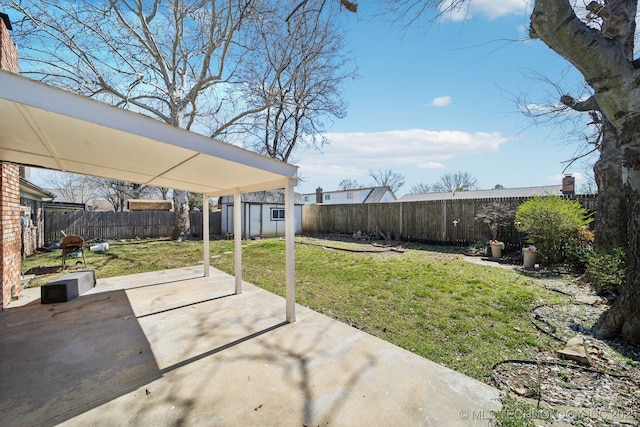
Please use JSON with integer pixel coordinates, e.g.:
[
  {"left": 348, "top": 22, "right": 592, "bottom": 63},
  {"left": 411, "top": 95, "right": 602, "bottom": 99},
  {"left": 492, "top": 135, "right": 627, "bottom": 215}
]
[
  {"left": 489, "top": 239, "right": 505, "bottom": 258},
  {"left": 523, "top": 245, "right": 537, "bottom": 268},
  {"left": 475, "top": 202, "right": 516, "bottom": 259}
]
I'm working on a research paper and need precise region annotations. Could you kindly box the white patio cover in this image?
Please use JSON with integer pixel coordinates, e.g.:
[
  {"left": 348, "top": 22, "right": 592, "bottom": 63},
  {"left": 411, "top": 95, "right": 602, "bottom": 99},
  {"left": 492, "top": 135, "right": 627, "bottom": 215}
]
[
  {"left": 0, "top": 70, "right": 298, "bottom": 322},
  {"left": 0, "top": 71, "right": 297, "bottom": 195}
]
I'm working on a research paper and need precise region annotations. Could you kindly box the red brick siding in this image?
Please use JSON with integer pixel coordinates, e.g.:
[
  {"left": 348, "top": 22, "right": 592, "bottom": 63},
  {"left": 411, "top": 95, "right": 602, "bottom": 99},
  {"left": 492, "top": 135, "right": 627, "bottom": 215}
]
[
  {"left": 1, "top": 15, "right": 21, "bottom": 307},
  {"left": 0, "top": 18, "right": 18, "bottom": 73},
  {"left": 1, "top": 163, "right": 22, "bottom": 307},
  {"left": 18, "top": 198, "right": 45, "bottom": 257}
]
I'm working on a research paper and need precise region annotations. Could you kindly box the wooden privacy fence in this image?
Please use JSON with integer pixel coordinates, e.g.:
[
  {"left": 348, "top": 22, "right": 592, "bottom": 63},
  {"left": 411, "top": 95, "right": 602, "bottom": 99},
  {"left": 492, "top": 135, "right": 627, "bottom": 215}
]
[
  {"left": 44, "top": 210, "right": 221, "bottom": 242},
  {"left": 302, "top": 195, "right": 597, "bottom": 246}
]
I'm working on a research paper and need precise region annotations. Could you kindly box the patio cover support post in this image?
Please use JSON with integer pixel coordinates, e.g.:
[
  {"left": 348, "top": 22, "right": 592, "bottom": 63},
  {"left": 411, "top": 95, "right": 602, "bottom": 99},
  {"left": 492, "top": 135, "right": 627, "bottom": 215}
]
[
  {"left": 234, "top": 189, "right": 242, "bottom": 294},
  {"left": 285, "top": 178, "right": 296, "bottom": 323},
  {"left": 203, "top": 193, "right": 210, "bottom": 277}
]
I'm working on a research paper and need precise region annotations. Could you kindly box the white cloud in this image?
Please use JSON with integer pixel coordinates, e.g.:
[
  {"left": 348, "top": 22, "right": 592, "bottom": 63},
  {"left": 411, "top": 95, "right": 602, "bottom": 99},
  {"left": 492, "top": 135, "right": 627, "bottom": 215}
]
[
  {"left": 296, "top": 129, "right": 509, "bottom": 187},
  {"left": 298, "top": 163, "right": 368, "bottom": 181},
  {"left": 440, "top": 0, "right": 529, "bottom": 21},
  {"left": 430, "top": 96, "right": 452, "bottom": 107},
  {"left": 417, "top": 161, "right": 447, "bottom": 169}
]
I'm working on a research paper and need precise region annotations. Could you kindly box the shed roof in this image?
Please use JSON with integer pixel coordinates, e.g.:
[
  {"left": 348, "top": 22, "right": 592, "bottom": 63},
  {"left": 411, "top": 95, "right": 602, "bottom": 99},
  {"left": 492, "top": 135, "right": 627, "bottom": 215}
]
[
  {"left": 398, "top": 185, "right": 563, "bottom": 202},
  {"left": 240, "top": 190, "right": 304, "bottom": 205},
  {"left": 0, "top": 71, "right": 298, "bottom": 197}
]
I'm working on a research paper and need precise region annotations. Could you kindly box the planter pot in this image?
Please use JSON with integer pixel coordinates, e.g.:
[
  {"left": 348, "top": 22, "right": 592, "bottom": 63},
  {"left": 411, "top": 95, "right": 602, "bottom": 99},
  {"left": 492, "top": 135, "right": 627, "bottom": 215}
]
[
  {"left": 490, "top": 243, "right": 503, "bottom": 258},
  {"left": 523, "top": 249, "right": 537, "bottom": 268}
]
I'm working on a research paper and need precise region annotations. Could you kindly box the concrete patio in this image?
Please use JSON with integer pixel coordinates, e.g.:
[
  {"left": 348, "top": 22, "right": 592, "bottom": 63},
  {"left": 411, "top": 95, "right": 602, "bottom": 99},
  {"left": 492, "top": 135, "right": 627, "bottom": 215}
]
[{"left": 1, "top": 266, "right": 501, "bottom": 426}]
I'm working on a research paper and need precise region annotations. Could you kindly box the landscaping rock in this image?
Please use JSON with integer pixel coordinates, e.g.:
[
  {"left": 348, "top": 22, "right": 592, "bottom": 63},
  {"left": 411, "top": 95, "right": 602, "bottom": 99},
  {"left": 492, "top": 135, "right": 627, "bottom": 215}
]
[
  {"left": 574, "top": 295, "right": 603, "bottom": 305},
  {"left": 557, "top": 336, "right": 591, "bottom": 366}
]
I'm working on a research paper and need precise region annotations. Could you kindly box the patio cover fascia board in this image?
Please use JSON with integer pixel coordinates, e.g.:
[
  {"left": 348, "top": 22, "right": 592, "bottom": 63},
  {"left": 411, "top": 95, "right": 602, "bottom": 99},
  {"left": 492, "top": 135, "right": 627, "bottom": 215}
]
[
  {"left": 204, "top": 178, "right": 295, "bottom": 198},
  {"left": 0, "top": 70, "right": 298, "bottom": 195}
]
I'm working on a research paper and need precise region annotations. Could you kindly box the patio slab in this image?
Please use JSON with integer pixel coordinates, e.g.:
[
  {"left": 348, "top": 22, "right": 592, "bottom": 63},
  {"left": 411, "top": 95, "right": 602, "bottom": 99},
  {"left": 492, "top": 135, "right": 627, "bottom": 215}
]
[{"left": 1, "top": 266, "right": 501, "bottom": 426}]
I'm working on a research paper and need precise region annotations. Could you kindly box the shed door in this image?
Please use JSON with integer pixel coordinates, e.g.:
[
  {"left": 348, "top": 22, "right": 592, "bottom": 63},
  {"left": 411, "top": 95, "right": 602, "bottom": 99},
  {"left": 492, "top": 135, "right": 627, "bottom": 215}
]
[
  {"left": 225, "top": 205, "right": 234, "bottom": 235},
  {"left": 248, "top": 204, "right": 261, "bottom": 237}
]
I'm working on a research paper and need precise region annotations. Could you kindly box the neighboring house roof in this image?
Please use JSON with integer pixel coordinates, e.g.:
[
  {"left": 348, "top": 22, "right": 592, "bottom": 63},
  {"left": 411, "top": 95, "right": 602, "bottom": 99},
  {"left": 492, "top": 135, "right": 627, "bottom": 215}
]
[
  {"left": 88, "top": 199, "right": 115, "bottom": 211},
  {"left": 224, "top": 190, "right": 304, "bottom": 205},
  {"left": 128, "top": 199, "right": 173, "bottom": 211},
  {"left": 398, "top": 185, "right": 564, "bottom": 202},
  {"left": 19, "top": 177, "right": 55, "bottom": 200},
  {"left": 363, "top": 186, "right": 396, "bottom": 203},
  {"left": 42, "top": 187, "right": 85, "bottom": 204},
  {"left": 43, "top": 201, "right": 86, "bottom": 211}
]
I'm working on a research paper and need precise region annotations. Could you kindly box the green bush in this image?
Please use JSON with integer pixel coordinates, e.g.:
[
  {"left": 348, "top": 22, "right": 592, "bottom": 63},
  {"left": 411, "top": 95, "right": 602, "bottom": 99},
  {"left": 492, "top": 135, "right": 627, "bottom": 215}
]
[
  {"left": 586, "top": 248, "right": 627, "bottom": 294},
  {"left": 515, "top": 196, "right": 593, "bottom": 265},
  {"left": 564, "top": 243, "right": 593, "bottom": 273}
]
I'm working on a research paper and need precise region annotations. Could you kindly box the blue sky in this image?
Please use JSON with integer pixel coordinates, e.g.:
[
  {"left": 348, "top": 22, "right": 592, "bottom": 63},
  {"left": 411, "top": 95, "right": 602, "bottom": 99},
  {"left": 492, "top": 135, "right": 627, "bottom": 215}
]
[
  {"left": 293, "top": 1, "right": 594, "bottom": 196},
  {"left": 29, "top": 1, "right": 595, "bottom": 197}
]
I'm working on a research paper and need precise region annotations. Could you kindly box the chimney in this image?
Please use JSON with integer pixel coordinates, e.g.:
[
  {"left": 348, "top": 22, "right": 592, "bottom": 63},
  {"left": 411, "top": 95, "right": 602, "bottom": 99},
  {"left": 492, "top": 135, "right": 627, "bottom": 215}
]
[
  {"left": 562, "top": 174, "right": 575, "bottom": 196},
  {"left": 316, "top": 187, "right": 323, "bottom": 204},
  {"left": 0, "top": 12, "right": 19, "bottom": 73}
]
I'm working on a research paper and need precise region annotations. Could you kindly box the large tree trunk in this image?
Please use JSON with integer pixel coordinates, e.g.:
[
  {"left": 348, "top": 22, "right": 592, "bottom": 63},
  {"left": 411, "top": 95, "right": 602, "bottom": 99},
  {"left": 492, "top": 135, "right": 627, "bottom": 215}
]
[
  {"left": 593, "top": 118, "right": 627, "bottom": 251},
  {"left": 593, "top": 116, "right": 640, "bottom": 343},
  {"left": 172, "top": 189, "right": 190, "bottom": 241},
  {"left": 530, "top": 0, "right": 640, "bottom": 343}
]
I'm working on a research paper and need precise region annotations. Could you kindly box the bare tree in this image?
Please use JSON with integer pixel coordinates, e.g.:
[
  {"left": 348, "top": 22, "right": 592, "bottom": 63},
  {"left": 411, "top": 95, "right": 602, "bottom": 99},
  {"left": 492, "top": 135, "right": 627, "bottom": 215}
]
[
  {"left": 4, "top": 0, "right": 255, "bottom": 239},
  {"left": 528, "top": 0, "right": 640, "bottom": 342},
  {"left": 432, "top": 171, "right": 478, "bottom": 192},
  {"left": 40, "top": 171, "right": 100, "bottom": 205},
  {"left": 409, "top": 182, "right": 431, "bottom": 194},
  {"left": 5, "top": 0, "right": 352, "bottom": 240},
  {"left": 560, "top": 96, "right": 627, "bottom": 251},
  {"left": 88, "top": 178, "right": 153, "bottom": 211},
  {"left": 338, "top": 178, "right": 360, "bottom": 190},
  {"left": 368, "top": 168, "right": 405, "bottom": 193},
  {"left": 237, "top": 0, "right": 352, "bottom": 162},
  {"left": 580, "top": 180, "right": 597, "bottom": 194}
]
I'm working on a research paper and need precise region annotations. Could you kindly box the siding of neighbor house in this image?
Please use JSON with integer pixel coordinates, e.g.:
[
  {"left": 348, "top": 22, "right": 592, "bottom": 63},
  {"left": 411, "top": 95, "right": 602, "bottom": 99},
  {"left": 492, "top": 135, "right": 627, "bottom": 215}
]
[{"left": 302, "top": 186, "right": 396, "bottom": 205}]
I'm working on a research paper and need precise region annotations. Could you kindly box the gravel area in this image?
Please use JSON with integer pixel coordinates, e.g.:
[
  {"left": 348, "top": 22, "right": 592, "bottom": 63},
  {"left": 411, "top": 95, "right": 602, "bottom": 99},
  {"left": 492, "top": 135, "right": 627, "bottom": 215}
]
[{"left": 494, "top": 277, "right": 640, "bottom": 426}]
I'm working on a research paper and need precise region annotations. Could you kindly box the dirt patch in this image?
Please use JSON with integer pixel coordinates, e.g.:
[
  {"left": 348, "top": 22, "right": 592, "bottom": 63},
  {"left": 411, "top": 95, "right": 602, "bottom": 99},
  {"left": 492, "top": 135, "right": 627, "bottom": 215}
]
[{"left": 23, "top": 265, "right": 63, "bottom": 276}]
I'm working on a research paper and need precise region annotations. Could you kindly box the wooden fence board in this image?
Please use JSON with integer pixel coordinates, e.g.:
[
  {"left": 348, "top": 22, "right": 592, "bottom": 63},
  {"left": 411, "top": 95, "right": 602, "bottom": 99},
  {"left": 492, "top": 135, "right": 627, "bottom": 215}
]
[
  {"left": 301, "top": 195, "right": 597, "bottom": 246},
  {"left": 45, "top": 210, "right": 221, "bottom": 242}
]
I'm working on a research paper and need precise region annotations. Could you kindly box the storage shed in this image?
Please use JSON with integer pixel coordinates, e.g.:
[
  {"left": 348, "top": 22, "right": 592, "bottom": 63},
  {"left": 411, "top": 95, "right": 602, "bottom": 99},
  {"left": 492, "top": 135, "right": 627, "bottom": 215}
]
[{"left": 220, "top": 190, "right": 303, "bottom": 238}]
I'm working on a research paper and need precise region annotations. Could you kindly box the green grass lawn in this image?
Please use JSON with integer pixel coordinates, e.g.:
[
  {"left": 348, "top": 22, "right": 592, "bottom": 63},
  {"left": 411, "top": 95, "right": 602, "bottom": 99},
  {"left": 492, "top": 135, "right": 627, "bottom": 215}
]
[{"left": 22, "top": 237, "right": 565, "bottom": 383}]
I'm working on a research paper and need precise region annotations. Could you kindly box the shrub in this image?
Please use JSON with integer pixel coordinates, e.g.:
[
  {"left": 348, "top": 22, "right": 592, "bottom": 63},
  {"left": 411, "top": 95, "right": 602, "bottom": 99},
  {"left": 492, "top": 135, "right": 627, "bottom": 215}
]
[
  {"left": 515, "top": 196, "right": 593, "bottom": 265},
  {"left": 564, "top": 243, "right": 593, "bottom": 272},
  {"left": 465, "top": 241, "right": 489, "bottom": 257},
  {"left": 586, "top": 248, "right": 627, "bottom": 295}
]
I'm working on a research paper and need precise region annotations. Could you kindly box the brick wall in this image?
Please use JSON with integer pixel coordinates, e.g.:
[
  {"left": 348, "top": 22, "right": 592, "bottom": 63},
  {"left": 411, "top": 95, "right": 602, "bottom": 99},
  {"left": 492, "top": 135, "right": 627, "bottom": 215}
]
[
  {"left": 1, "top": 13, "right": 21, "bottom": 308},
  {"left": 18, "top": 197, "right": 45, "bottom": 257},
  {"left": 0, "top": 15, "right": 18, "bottom": 74},
  {"left": 1, "top": 163, "right": 22, "bottom": 307}
]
